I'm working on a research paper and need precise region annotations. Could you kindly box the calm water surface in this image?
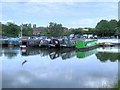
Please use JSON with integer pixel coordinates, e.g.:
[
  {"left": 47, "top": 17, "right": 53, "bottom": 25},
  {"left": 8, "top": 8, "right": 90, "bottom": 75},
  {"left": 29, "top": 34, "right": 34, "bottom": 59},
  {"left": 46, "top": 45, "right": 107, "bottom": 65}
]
[{"left": 0, "top": 46, "right": 119, "bottom": 88}]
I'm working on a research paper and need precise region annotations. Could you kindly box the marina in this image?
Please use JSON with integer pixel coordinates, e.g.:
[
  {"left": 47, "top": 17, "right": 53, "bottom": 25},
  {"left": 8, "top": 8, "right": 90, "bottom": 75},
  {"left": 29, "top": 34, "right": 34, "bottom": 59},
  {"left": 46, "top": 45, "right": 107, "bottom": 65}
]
[
  {"left": 1, "top": 36, "right": 119, "bottom": 50},
  {"left": 1, "top": 1, "right": 119, "bottom": 88}
]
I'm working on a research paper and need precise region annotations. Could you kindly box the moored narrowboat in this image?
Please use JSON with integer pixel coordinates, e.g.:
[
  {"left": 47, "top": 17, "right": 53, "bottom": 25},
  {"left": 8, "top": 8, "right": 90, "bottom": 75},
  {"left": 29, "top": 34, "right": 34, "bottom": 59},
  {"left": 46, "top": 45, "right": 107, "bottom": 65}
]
[
  {"left": 75, "top": 39, "right": 98, "bottom": 50},
  {"left": 49, "top": 38, "right": 63, "bottom": 48}
]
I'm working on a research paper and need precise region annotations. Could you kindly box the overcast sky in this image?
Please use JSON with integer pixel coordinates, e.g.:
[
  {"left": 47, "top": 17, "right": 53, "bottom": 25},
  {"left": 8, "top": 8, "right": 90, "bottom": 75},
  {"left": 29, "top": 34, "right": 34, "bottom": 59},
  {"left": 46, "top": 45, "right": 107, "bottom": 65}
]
[{"left": 1, "top": 1, "right": 118, "bottom": 28}]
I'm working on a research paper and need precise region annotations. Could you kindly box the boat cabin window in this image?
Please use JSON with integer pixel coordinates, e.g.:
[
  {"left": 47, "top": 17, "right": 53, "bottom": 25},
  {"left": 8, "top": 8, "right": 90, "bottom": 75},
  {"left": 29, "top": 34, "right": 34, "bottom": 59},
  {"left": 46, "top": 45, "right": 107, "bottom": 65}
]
[{"left": 22, "top": 42, "right": 27, "bottom": 45}]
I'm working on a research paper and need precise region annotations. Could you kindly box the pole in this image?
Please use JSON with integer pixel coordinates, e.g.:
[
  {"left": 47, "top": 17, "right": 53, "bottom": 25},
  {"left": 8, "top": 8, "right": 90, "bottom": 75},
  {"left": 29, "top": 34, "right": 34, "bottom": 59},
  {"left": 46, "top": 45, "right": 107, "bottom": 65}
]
[{"left": 21, "top": 24, "right": 23, "bottom": 39}]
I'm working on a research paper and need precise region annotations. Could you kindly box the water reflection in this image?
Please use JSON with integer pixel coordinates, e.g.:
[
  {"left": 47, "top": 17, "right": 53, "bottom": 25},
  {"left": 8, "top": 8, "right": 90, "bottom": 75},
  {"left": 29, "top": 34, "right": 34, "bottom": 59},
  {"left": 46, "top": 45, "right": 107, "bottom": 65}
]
[
  {"left": 20, "top": 46, "right": 120, "bottom": 61},
  {"left": 1, "top": 46, "right": 119, "bottom": 88},
  {"left": 1, "top": 47, "right": 19, "bottom": 59},
  {"left": 96, "top": 46, "right": 120, "bottom": 62},
  {"left": 21, "top": 48, "right": 76, "bottom": 60},
  {"left": 96, "top": 52, "right": 120, "bottom": 62},
  {"left": 76, "top": 49, "right": 97, "bottom": 59},
  {"left": 0, "top": 50, "right": 3, "bottom": 57},
  {"left": 21, "top": 47, "right": 99, "bottom": 60},
  {"left": 1, "top": 46, "right": 120, "bottom": 61}
]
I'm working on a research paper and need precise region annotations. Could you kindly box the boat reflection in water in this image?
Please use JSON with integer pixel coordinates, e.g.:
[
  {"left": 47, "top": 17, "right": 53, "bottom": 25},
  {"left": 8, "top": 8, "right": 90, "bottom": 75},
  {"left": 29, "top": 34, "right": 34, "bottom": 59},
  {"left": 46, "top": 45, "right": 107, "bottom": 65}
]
[
  {"left": 21, "top": 47, "right": 98, "bottom": 60},
  {"left": 21, "top": 47, "right": 49, "bottom": 57},
  {"left": 49, "top": 48, "right": 76, "bottom": 60},
  {"left": 21, "top": 47, "right": 76, "bottom": 60},
  {"left": 76, "top": 49, "right": 97, "bottom": 59}
]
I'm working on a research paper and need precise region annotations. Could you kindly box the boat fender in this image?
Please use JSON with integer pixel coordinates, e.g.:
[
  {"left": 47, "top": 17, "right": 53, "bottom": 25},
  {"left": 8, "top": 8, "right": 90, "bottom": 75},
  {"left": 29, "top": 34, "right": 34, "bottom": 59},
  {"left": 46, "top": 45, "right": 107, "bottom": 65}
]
[
  {"left": 53, "top": 39, "right": 60, "bottom": 45},
  {"left": 40, "top": 40, "right": 43, "bottom": 44},
  {"left": 39, "top": 40, "right": 43, "bottom": 47}
]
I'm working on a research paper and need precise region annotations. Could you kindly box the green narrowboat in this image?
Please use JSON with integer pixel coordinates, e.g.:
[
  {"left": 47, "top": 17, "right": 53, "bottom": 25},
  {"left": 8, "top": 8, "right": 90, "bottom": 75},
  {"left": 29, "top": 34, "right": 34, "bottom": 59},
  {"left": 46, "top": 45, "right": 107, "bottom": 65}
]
[{"left": 75, "top": 39, "right": 98, "bottom": 50}]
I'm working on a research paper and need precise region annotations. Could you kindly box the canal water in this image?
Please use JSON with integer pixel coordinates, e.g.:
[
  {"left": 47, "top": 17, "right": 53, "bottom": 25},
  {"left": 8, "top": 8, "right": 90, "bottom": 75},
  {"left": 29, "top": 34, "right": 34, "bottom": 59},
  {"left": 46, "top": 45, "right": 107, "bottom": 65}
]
[{"left": 0, "top": 46, "right": 119, "bottom": 88}]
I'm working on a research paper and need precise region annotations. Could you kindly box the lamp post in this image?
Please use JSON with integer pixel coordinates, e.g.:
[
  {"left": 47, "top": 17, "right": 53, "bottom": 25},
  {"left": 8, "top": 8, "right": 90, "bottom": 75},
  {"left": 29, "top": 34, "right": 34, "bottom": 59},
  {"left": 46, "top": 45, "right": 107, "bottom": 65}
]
[
  {"left": 115, "top": 27, "right": 119, "bottom": 39},
  {"left": 20, "top": 24, "right": 23, "bottom": 39}
]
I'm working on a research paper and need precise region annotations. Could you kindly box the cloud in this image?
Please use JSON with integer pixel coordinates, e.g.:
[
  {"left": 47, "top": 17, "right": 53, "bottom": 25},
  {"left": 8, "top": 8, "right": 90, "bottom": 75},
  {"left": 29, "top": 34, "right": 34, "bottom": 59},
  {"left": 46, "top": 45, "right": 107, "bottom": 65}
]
[
  {"left": 71, "top": 15, "right": 117, "bottom": 28},
  {"left": 71, "top": 18, "right": 98, "bottom": 28},
  {"left": 0, "top": 20, "right": 15, "bottom": 24},
  {"left": 84, "top": 78, "right": 113, "bottom": 88},
  {"left": 2, "top": 62, "right": 117, "bottom": 88},
  {"left": 71, "top": 18, "right": 109, "bottom": 28},
  {"left": 1, "top": 2, "right": 118, "bottom": 28},
  {"left": 1, "top": 0, "right": 119, "bottom": 2}
]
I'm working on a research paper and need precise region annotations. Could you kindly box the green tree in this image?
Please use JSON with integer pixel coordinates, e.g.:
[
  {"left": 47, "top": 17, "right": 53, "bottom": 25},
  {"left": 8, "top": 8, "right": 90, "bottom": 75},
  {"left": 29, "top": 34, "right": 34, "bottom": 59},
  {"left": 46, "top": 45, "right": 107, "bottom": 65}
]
[
  {"left": 0, "top": 22, "right": 2, "bottom": 35},
  {"left": 2, "top": 24, "right": 7, "bottom": 36},
  {"left": 108, "top": 19, "right": 118, "bottom": 36},
  {"left": 87, "top": 28, "right": 96, "bottom": 35},
  {"left": 71, "top": 28, "right": 83, "bottom": 35},
  {"left": 95, "top": 19, "right": 118, "bottom": 37},
  {"left": 39, "top": 27, "right": 48, "bottom": 36},
  {"left": 48, "top": 22, "right": 64, "bottom": 37},
  {"left": 117, "top": 20, "right": 120, "bottom": 33},
  {"left": 95, "top": 20, "right": 110, "bottom": 36},
  {"left": 22, "top": 24, "right": 33, "bottom": 36},
  {"left": 2, "top": 22, "right": 20, "bottom": 37}
]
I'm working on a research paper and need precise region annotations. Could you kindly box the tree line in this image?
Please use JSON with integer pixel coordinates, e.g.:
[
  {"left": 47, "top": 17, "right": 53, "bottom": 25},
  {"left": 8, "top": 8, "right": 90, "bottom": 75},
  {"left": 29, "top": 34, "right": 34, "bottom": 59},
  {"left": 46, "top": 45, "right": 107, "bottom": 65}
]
[
  {"left": 0, "top": 19, "right": 120, "bottom": 38},
  {"left": 1, "top": 22, "right": 33, "bottom": 37}
]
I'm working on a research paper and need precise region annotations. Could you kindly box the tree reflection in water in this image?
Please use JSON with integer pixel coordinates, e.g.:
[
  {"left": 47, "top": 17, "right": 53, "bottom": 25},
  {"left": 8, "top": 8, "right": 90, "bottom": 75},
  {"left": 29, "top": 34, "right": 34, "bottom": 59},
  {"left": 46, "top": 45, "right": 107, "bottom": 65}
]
[
  {"left": 96, "top": 52, "right": 120, "bottom": 62},
  {"left": 96, "top": 46, "right": 120, "bottom": 62},
  {"left": 2, "top": 47, "right": 19, "bottom": 59}
]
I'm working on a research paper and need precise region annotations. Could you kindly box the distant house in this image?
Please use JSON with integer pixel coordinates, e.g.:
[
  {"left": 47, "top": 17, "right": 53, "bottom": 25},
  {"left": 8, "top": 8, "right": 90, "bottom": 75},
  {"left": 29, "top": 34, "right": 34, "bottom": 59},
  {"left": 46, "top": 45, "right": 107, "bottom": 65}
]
[
  {"left": 82, "top": 28, "right": 89, "bottom": 31},
  {"left": 33, "top": 27, "right": 47, "bottom": 35}
]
